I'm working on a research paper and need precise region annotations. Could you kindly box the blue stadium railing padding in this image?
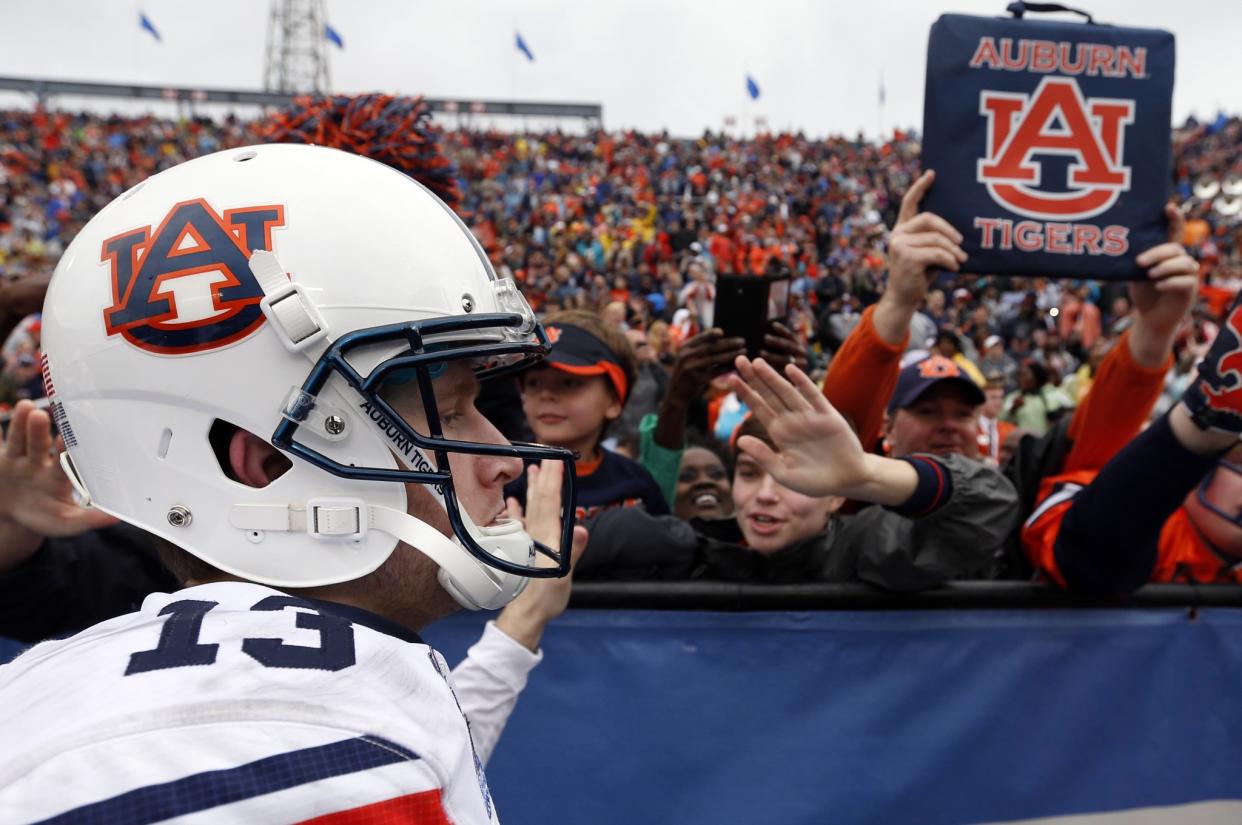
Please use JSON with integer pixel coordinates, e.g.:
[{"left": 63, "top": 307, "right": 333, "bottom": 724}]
[{"left": 425, "top": 589, "right": 1242, "bottom": 825}]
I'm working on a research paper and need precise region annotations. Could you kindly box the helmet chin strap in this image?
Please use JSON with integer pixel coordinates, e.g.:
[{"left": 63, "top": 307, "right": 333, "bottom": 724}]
[
  {"left": 229, "top": 458, "right": 535, "bottom": 610},
  {"left": 388, "top": 443, "right": 535, "bottom": 611},
  {"left": 367, "top": 503, "right": 529, "bottom": 611}
]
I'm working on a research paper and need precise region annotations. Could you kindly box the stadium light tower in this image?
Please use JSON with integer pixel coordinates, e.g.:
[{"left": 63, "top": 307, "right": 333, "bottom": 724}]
[{"left": 263, "top": 0, "right": 331, "bottom": 94}]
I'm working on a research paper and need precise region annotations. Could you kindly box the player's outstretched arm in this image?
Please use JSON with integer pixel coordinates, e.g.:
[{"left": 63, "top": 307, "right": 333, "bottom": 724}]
[
  {"left": 730, "top": 356, "right": 919, "bottom": 506},
  {"left": 0, "top": 400, "right": 118, "bottom": 575},
  {"left": 496, "top": 460, "right": 588, "bottom": 652},
  {"left": 454, "top": 460, "right": 588, "bottom": 767}
]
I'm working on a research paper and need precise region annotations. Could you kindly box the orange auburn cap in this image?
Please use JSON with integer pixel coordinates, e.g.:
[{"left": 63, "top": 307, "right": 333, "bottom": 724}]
[{"left": 541, "top": 323, "right": 629, "bottom": 403}]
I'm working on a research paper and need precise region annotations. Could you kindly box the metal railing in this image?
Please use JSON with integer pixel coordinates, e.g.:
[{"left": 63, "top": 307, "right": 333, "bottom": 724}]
[
  {"left": 0, "top": 76, "right": 603, "bottom": 122},
  {"left": 569, "top": 581, "right": 1242, "bottom": 611}
]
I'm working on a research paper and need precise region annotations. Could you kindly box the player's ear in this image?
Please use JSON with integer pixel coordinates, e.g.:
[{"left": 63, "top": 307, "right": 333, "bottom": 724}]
[{"left": 227, "top": 428, "right": 291, "bottom": 488}]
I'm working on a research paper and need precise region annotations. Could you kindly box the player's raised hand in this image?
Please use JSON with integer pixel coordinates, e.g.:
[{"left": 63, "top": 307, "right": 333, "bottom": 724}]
[
  {"left": 1130, "top": 203, "right": 1199, "bottom": 336},
  {"left": 0, "top": 400, "right": 117, "bottom": 538},
  {"left": 729, "top": 356, "right": 869, "bottom": 499},
  {"left": 507, "top": 460, "right": 568, "bottom": 555},
  {"left": 886, "top": 170, "right": 968, "bottom": 309},
  {"left": 499, "top": 460, "right": 588, "bottom": 652}
]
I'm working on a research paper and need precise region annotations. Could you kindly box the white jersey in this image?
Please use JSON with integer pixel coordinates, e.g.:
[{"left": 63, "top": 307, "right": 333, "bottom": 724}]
[{"left": 0, "top": 581, "right": 536, "bottom": 824}]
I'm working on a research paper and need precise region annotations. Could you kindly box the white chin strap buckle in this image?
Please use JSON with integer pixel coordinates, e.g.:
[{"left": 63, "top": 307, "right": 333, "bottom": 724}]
[
  {"left": 230, "top": 499, "right": 367, "bottom": 541},
  {"left": 307, "top": 498, "right": 367, "bottom": 540}
]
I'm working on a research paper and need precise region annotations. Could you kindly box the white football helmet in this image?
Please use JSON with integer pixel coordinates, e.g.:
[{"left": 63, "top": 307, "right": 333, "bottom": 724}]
[{"left": 40, "top": 143, "right": 575, "bottom": 610}]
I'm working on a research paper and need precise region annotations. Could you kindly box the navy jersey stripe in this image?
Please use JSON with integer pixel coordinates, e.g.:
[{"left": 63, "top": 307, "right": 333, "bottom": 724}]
[{"left": 34, "top": 735, "right": 421, "bottom": 825}]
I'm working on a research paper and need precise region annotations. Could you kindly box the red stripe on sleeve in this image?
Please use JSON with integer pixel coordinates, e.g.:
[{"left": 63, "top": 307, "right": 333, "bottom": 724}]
[
  {"left": 295, "top": 790, "right": 455, "bottom": 825},
  {"left": 912, "top": 456, "right": 948, "bottom": 517}
]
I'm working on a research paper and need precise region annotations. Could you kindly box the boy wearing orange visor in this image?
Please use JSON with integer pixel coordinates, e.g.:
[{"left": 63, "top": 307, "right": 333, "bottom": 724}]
[{"left": 510, "top": 311, "right": 669, "bottom": 521}]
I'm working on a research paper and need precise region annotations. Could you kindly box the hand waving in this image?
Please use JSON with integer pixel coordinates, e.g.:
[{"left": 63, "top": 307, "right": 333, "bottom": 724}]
[
  {"left": 0, "top": 400, "right": 117, "bottom": 537},
  {"left": 729, "top": 356, "right": 868, "bottom": 499},
  {"left": 499, "top": 460, "right": 588, "bottom": 651}
]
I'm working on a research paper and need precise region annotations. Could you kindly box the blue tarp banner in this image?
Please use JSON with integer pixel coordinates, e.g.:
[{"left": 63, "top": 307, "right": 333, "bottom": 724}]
[
  {"left": 920, "top": 13, "right": 1174, "bottom": 280},
  {"left": 427, "top": 608, "right": 1242, "bottom": 824}
]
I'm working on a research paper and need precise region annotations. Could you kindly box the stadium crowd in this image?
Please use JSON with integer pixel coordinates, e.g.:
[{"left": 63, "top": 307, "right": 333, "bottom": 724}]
[
  {"left": 1, "top": 107, "right": 1238, "bottom": 412},
  {"left": 0, "top": 101, "right": 1240, "bottom": 629}
]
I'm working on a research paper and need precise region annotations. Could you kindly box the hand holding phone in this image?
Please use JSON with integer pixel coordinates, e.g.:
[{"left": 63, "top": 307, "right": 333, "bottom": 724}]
[{"left": 711, "top": 273, "right": 791, "bottom": 358}]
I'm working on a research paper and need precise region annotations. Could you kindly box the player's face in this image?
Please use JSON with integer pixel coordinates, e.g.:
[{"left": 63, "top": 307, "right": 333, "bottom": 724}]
[
  {"left": 520, "top": 365, "right": 621, "bottom": 456},
  {"left": 674, "top": 446, "right": 732, "bottom": 520},
  {"left": 888, "top": 383, "right": 981, "bottom": 459},
  {"left": 732, "top": 453, "right": 839, "bottom": 554},
  {"left": 1183, "top": 444, "right": 1242, "bottom": 561},
  {"left": 382, "top": 363, "right": 523, "bottom": 534}
]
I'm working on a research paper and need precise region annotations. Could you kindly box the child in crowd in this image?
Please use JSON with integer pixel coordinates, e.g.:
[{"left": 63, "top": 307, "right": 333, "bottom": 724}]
[
  {"left": 573, "top": 413, "right": 850, "bottom": 584},
  {"left": 576, "top": 383, "right": 994, "bottom": 588},
  {"left": 507, "top": 310, "right": 669, "bottom": 520}
]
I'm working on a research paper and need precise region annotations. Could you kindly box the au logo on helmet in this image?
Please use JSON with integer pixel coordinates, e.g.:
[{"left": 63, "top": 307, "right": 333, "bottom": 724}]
[
  {"left": 977, "top": 76, "right": 1134, "bottom": 221},
  {"left": 102, "top": 199, "right": 285, "bottom": 355}
]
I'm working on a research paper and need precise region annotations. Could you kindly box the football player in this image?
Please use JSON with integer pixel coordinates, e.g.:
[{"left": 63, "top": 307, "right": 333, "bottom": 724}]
[{"left": 0, "top": 143, "right": 582, "bottom": 824}]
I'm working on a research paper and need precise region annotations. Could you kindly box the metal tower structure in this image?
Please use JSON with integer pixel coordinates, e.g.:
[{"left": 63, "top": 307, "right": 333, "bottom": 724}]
[{"left": 263, "top": 0, "right": 331, "bottom": 95}]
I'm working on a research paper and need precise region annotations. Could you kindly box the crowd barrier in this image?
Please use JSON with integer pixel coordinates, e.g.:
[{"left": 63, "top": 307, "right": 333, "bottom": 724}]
[{"left": 425, "top": 583, "right": 1242, "bottom": 825}]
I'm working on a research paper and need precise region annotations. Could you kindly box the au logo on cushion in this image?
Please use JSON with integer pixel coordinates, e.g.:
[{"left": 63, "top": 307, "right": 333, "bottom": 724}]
[
  {"left": 978, "top": 76, "right": 1133, "bottom": 221},
  {"left": 921, "top": 10, "right": 1175, "bottom": 280}
]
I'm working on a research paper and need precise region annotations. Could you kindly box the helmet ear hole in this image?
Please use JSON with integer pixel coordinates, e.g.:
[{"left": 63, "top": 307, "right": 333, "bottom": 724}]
[{"left": 208, "top": 419, "right": 292, "bottom": 488}]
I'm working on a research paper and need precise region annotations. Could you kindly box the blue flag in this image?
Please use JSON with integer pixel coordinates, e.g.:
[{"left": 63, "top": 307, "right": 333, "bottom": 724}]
[
  {"left": 515, "top": 32, "right": 535, "bottom": 62},
  {"left": 138, "top": 11, "right": 161, "bottom": 43},
  {"left": 324, "top": 23, "right": 344, "bottom": 49},
  {"left": 745, "top": 74, "right": 760, "bottom": 100}
]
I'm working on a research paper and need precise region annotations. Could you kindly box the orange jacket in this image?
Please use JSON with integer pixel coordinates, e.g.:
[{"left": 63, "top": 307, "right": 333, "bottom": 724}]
[
  {"left": 822, "top": 304, "right": 904, "bottom": 450},
  {"left": 1023, "top": 472, "right": 1242, "bottom": 586},
  {"left": 1017, "top": 337, "right": 1241, "bottom": 585}
]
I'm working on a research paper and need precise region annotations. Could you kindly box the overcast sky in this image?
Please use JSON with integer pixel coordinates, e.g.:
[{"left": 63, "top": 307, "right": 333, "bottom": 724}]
[{"left": 1, "top": 0, "right": 1238, "bottom": 137}]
